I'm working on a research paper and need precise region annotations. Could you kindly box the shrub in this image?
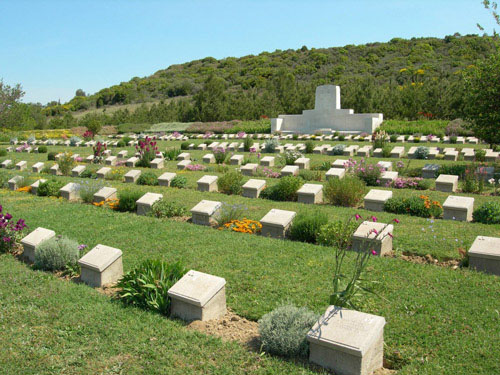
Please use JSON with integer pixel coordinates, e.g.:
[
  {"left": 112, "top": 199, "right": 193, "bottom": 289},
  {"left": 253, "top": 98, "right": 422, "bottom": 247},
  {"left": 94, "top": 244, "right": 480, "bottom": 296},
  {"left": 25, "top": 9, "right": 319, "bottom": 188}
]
[
  {"left": 180, "top": 141, "right": 190, "bottom": 150},
  {"left": 449, "top": 136, "right": 458, "bottom": 144},
  {"left": 58, "top": 153, "right": 76, "bottom": 175},
  {"left": 80, "top": 168, "right": 97, "bottom": 179},
  {"left": 116, "top": 140, "right": 126, "bottom": 148},
  {"left": 137, "top": 171, "right": 159, "bottom": 186},
  {"left": 473, "top": 201, "right": 500, "bottom": 224},
  {"left": 283, "top": 150, "right": 303, "bottom": 165},
  {"left": 117, "top": 190, "right": 143, "bottom": 212},
  {"left": 164, "top": 147, "right": 181, "bottom": 161},
  {"left": 381, "top": 145, "right": 392, "bottom": 158},
  {"left": 34, "top": 236, "right": 80, "bottom": 271},
  {"left": 0, "top": 149, "right": 6, "bottom": 157},
  {"left": 79, "top": 180, "right": 105, "bottom": 203},
  {"left": 289, "top": 212, "right": 328, "bottom": 243},
  {"left": 475, "top": 149, "right": 486, "bottom": 162},
  {"left": 170, "top": 176, "right": 187, "bottom": 188},
  {"left": 116, "top": 259, "right": 187, "bottom": 316},
  {"left": 317, "top": 220, "right": 358, "bottom": 249},
  {"left": 462, "top": 167, "right": 485, "bottom": 194},
  {"left": 384, "top": 195, "right": 442, "bottom": 218},
  {"left": 136, "top": 136, "right": 158, "bottom": 167},
  {"left": 298, "top": 169, "right": 322, "bottom": 181},
  {"left": 439, "top": 164, "right": 467, "bottom": 178},
  {"left": 414, "top": 146, "right": 429, "bottom": 159},
  {"left": 243, "top": 136, "right": 252, "bottom": 152},
  {"left": 0, "top": 207, "right": 27, "bottom": 253},
  {"left": 150, "top": 199, "right": 188, "bottom": 218},
  {"left": 331, "top": 144, "right": 345, "bottom": 155},
  {"left": 348, "top": 160, "right": 384, "bottom": 186},
  {"left": 324, "top": 176, "right": 366, "bottom": 207},
  {"left": 37, "top": 179, "right": 65, "bottom": 197},
  {"left": 213, "top": 147, "right": 228, "bottom": 164},
  {"left": 338, "top": 134, "right": 345, "bottom": 141},
  {"left": 69, "top": 136, "right": 82, "bottom": 146},
  {"left": 218, "top": 171, "right": 244, "bottom": 195},
  {"left": 48, "top": 152, "right": 57, "bottom": 161},
  {"left": 373, "top": 130, "right": 388, "bottom": 149},
  {"left": 214, "top": 203, "right": 246, "bottom": 227},
  {"left": 391, "top": 177, "right": 431, "bottom": 190},
  {"left": 258, "top": 304, "right": 318, "bottom": 358},
  {"left": 304, "top": 140, "right": 314, "bottom": 154},
  {"left": 37, "top": 145, "right": 47, "bottom": 153},
  {"left": 292, "top": 134, "right": 298, "bottom": 141},
  {"left": 264, "top": 139, "right": 280, "bottom": 153},
  {"left": 390, "top": 135, "right": 398, "bottom": 143},
  {"left": 261, "top": 176, "right": 303, "bottom": 202}
]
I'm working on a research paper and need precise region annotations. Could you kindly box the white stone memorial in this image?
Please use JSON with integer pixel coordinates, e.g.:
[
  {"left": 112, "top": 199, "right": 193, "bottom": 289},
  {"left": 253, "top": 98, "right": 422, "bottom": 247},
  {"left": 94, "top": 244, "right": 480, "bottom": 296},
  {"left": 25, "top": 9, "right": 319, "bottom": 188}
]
[
  {"left": 197, "top": 175, "right": 218, "bottom": 192},
  {"left": 177, "top": 160, "right": 191, "bottom": 170},
  {"left": 15, "top": 161, "right": 27, "bottom": 171},
  {"left": 331, "top": 159, "right": 348, "bottom": 169},
  {"left": 105, "top": 156, "right": 117, "bottom": 166},
  {"left": 294, "top": 157, "right": 310, "bottom": 170},
  {"left": 230, "top": 154, "right": 244, "bottom": 165},
  {"left": 126, "top": 157, "right": 139, "bottom": 167},
  {"left": 96, "top": 167, "right": 111, "bottom": 179},
  {"left": 8, "top": 176, "right": 23, "bottom": 190},
  {"left": 326, "top": 168, "right": 345, "bottom": 180},
  {"left": 1, "top": 159, "right": 12, "bottom": 168},
  {"left": 351, "top": 221, "right": 393, "bottom": 256},
  {"left": 260, "top": 209, "right": 296, "bottom": 239},
  {"left": 190, "top": 200, "right": 222, "bottom": 226},
  {"left": 241, "top": 163, "right": 258, "bottom": 176},
  {"left": 136, "top": 192, "right": 163, "bottom": 216},
  {"left": 168, "top": 270, "right": 226, "bottom": 322},
  {"left": 30, "top": 179, "right": 46, "bottom": 195},
  {"left": 124, "top": 170, "right": 141, "bottom": 183},
  {"left": 177, "top": 152, "right": 190, "bottom": 161},
  {"left": 71, "top": 165, "right": 86, "bottom": 177},
  {"left": 468, "top": 236, "right": 500, "bottom": 276},
  {"left": 32, "top": 162, "right": 44, "bottom": 173},
  {"left": 435, "top": 174, "right": 458, "bottom": 193},
  {"left": 202, "top": 154, "right": 215, "bottom": 164},
  {"left": 280, "top": 165, "right": 299, "bottom": 176},
  {"left": 443, "top": 196, "right": 474, "bottom": 222},
  {"left": 242, "top": 179, "right": 266, "bottom": 198},
  {"left": 297, "top": 183, "right": 323, "bottom": 204},
  {"left": 157, "top": 172, "right": 176, "bottom": 187},
  {"left": 93, "top": 187, "right": 117, "bottom": 203},
  {"left": 78, "top": 244, "right": 123, "bottom": 287},
  {"left": 271, "top": 85, "right": 383, "bottom": 134},
  {"left": 21, "top": 227, "right": 56, "bottom": 262},
  {"left": 364, "top": 189, "right": 393, "bottom": 212},
  {"left": 260, "top": 156, "right": 275, "bottom": 167},
  {"left": 151, "top": 158, "right": 164, "bottom": 169},
  {"left": 60, "top": 182, "right": 80, "bottom": 200}
]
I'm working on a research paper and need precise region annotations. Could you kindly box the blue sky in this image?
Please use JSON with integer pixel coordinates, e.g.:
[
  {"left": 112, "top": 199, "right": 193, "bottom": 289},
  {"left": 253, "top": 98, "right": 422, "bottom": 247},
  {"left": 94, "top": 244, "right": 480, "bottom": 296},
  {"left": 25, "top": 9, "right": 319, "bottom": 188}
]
[{"left": 1, "top": 0, "right": 497, "bottom": 104}]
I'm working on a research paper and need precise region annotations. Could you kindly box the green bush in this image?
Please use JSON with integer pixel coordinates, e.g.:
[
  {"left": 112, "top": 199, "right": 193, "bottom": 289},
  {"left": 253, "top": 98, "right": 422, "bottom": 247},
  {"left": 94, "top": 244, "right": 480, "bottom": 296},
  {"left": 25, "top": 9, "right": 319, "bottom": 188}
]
[
  {"left": 473, "top": 201, "right": 500, "bottom": 224},
  {"left": 338, "top": 134, "right": 345, "bottom": 141},
  {"left": 283, "top": 150, "right": 302, "bottom": 165},
  {"left": 170, "top": 176, "right": 187, "bottom": 188},
  {"left": 37, "top": 145, "right": 47, "bottom": 153},
  {"left": 264, "top": 139, "right": 279, "bottom": 153},
  {"left": 324, "top": 176, "right": 366, "bottom": 207},
  {"left": 116, "top": 259, "right": 187, "bottom": 316},
  {"left": 214, "top": 203, "right": 246, "bottom": 227},
  {"left": 78, "top": 180, "right": 105, "bottom": 203},
  {"left": 415, "top": 146, "right": 429, "bottom": 159},
  {"left": 417, "top": 179, "right": 433, "bottom": 190},
  {"left": 218, "top": 171, "right": 244, "bottom": 195},
  {"left": 34, "top": 236, "right": 80, "bottom": 271},
  {"left": 243, "top": 136, "right": 252, "bottom": 152},
  {"left": 475, "top": 149, "right": 486, "bottom": 162},
  {"left": 384, "top": 196, "right": 442, "bottom": 218},
  {"left": 261, "top": 176, "right": 303, "bottom": 201},
  {"left": 258, "top": 304, "right": 318, "bottom": 358},
  {"left": 0, "top": 149, "right": 7, "bottom": 157},
  {"left": 438, "top": 164, "right": 467, "bottom": 177},
  {"left": 381, "top": 145, "right": 392, "bottom": 158},
  {"left": 117, "top": 190, "right": 143, "bottom": 212},
  {"left": 164, "top": 148, "right": 181, "bottom": 161},
  {"left": 304, "top": 140, "right": 314, "bottom": 154},
  {"left": 137, "top": 171, "right": 159, "bottom": 186},
  {"left": 449, "top": 135, "right": 458, "bottom": 144},
  {"left": 289, "top": 212, "right": 328, "bottom": 243},
  {"left": 180, "top": 141, "right": 190, "bottom": 150},
  {"left": 116, "top": 140, "right": 126, "bottom": 147},
  {"left": 37, "top": 179, "right": 65, "bottom": 197},
  {"left": 149, "top": 199, "right": 188, "bottom": 218},
  {"left": 48, "top": 152, "right": 57, "bottom": 161},
  {"left": 331, "top": 144, "right": 345, "bottom": 155},
  {"left": 317, "top": 219, "right": 359, "bottom": 249},
  {"left": 298, "top": 169, "right": 322, "bottom": 181},
  {"left": 57, "top": 153, "right": 76, "bottom": 176},
  {"left": 390, "top": 135, "right": 398, "bottom": 143}
]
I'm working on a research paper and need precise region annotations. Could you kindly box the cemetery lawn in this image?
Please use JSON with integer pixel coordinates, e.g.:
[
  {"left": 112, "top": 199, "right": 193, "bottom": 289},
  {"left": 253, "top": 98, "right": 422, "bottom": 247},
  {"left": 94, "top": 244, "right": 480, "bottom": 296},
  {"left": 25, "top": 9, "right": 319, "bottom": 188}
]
[{"left": 1, "top": 190, "right": 499, "bottom": 374}]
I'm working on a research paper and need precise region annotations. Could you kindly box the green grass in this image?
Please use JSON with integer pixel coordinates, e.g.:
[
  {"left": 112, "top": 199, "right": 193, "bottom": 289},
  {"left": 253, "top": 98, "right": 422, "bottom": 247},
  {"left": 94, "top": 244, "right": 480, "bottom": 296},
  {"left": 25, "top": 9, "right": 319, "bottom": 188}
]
[{"left": 0, "top": 191, "right": 499, "bottom": 374}]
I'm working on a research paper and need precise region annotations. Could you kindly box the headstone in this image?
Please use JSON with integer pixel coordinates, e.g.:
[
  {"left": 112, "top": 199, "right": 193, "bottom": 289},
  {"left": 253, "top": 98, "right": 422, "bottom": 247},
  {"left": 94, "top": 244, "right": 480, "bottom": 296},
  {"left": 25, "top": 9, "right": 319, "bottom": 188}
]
[
  {"left": 331, "top": 159, "right": 348, "bottom": 169},
  {"left": 326, "top": 168, "right": 345, "bottom": 180},
  {"left": 435, "top": 174, "right": 458, "bottom": 193},
  {"left": 294, "top": 157, "right": 310, "bottom": 170},
  {"left": 351, "top": 221, "right": 393, "bottom": 255},
  {"left": 241, "top": 163, "right": 258, "bottom": 176},
  {"left": 151, "top": 158, "right": 164, "bottom": 169},
  {"left": 85, "top": 155, "right": 94, "bottom": 163},
  {"left": 468, "top": 236, "right": 500, "bottom": 276},
  {"left": 15, "top": 161, "right": 27, "bottom": 171},
  {"left": 307, "top": 306, "right": 385, "bottom": 375},
  {"left": 203, "top": 154, "right": 215, "bottom": 164},
  {"left": 136, "top": 192, "right": 163, "bottom": 216},
  {"left": 197, "top": 175, "right": 218, "bottom": 192},
  {"left": 177, "top": 152, "right": 191, "bottom": 161},
  {"left": 390, "top": 146, "right": 405, "bottom": 158},
  {"left": 230, "top": 154, "right": 244, "bottom": 165},
  {"left": 1, "top": 159, "right": 12, "bottom": 168},
  {"left": 177, "top": 160, "right": 191, "bottom": 170},
  {"left": 8, "top": 176, "right": 23, "bottom": 190},
  {"left": 260, "top": 209, "right": 296, "bottom": 239},
  {"left": 93, "top": 187, "right": 117, "bottom": 203},
  {"left": 444, "top": 150, "right": 458, "bottom": 161},
  {"left": 50, "top": 164, "right": 60, "bottom": 176},
  {"left": 190, "top": 200, "right": 222, "bottom": 226},
  {"left": 422, "top": 164, "right": 440, "bottom": 179},
  {"left": 117, "top": 150, "right": 128, "bottom": 158},
  {"left": 280, "top": 165, "right": 299, "bottom": 176},
  {"left": 124, "top": 170, "right": 141, "bottom": 183},
  {"left": 126, "top": 157, "right": 139, "bottom": 167},
  {"left": 376, "top": 161, "right": 392, "bottom": 172},
  {"left": 168, "top": 270, "right": 226, "bottom": 322},
  {"left": 260, "top": 156, "right": 275, "bottom": 167},
  {"left": 297, "top": 183, "right": 323, "bottom": 204},
  {"left": 380, "top": 171, "right": 398, "bottom": 186},
  {"left": 21, "top": 227, "right": 56, "bottom": 262},
  {"left": 242, "top": 179, "right": 266, "bottom": 198},
  {"left": 105, "top": 156, "right": 117, "bottom": 166},
  {"left": 60, "top": 182, "right": 80, "bottom": 200},
  {"left": 443, "top": 196, "right": 474, "bottom": 222},
  {"left": 71, "top": 165, "right": 86, "bottom": 177},
  {"left": 364, "top": 189, "right": 393, "bottom": 212},
  {"left": 197, "top": 144, "right": 207, "bottom": 150},
  {"left": 30, "top": 179, "right": 46, "bottom": 195},
  {"left": 78, "top": 244, "right": 123, "bottom": 287},
  {"left": 32, "top": 162, "right": 44, "bottom": 173},
  {"left": 96, "top": 167, "right": 111, "bottom": 179}
]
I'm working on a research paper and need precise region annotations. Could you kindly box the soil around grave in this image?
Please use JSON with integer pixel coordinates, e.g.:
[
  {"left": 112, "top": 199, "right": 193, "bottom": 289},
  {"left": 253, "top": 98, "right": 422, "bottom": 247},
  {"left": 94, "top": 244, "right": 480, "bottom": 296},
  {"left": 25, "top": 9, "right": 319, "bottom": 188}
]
[{"left": 386, "top": 251, "right": 462, "bottom": 268}]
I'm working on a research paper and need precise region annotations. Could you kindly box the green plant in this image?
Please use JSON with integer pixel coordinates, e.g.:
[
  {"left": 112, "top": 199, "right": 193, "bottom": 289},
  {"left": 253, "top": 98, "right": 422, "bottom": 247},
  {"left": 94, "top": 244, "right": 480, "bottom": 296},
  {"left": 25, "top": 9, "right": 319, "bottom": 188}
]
[
  {"left": 57, "top": 153, "right": 76, "bottom": 176},
  {"left": 117, "top": 190, "right": 143, "bottom": 212},
  {"left": 243, "top": 136, "right": 252, "bottom": 152},
  {"left": 80, "top": 168, "right": 97, "bottom": 179},
  {"left": 381, "top": 145, "right": 392, "bottom": 158},
  {"left": 331, "top": 144, "right": 345, "bottom": 155},
  {"left": 283, "top": 150, "right": 302, "bottom": 165},
  {"left": 37, "top": 145, "right": 47, "bottom": 153},
  {"left": 34, "top": 236, "right": 80, "bottom": 272},
  {"left": 78, "top": 180, "right": 105, "bottom": 203},
  {"left": 384, "top": 196, "right": 442, "bottom": 218},
  {"left": 304, "top": 140, "right": 314, "bottom": 154},
  {"left": 116, "top": 140, "right": 126, "bottom": 148},
  {"left": 414, "top": 146, "right": 429, "bottom": 159},
  {"left": 37, "top": 179, "right": 65, "bottom": 197},
  {"left": 0, "top": 149, "right": 7, "bottom": 157},
  {"left": 317, "top": 219, "right": 358, "bottom": 249},
  {"left": 261, "top": 176, "right": 303, "bottom": 202},
  {"left": 264, "top": 139, "right": 279, "bottom": 153},
  {"left": 116, "top": 259, "right": 187, "bottom": 316},
  {"left": 218, "top": 171, "right": 244, "bottom": 195},
  {"left": 289, "top": 212, "right": 328, "bottom": 243},
  {"left": 170, "top": 176, "right": 187, "bottom": 188},
  {"left": 473, "top": 201, "right": 500, "bottom": 224},
  {"left": 298, "top": 169, "right": 322, "bottom": 181},
  {"left": 338, "top": 134, "right": 345, "bottom": 141},
  {"left": 214, "top": 203, "right": 246, "bottom": 227},
  {"left": 213, "top": 147, "right": 228, "bottom": 164},
  {"left": 47, "top": 152, "right": 57, "bottom": 161},
  {"left": 449, "top": 135, "right": 458, "bottom": 144},
  {"left": 390, "top": 135, "right": 398, "bottom": 143},
  {"left": 462, "top": 167, "right": 485, "bottom": 193},
  {"left": 137, "top": 171, "right": 159, "bottom": 186},
  {"left": 149, "top": 199, "right": 188, "bottom": 218},
  {"left": 324, "top": 176, "right": 366, "bottom": 207},
  {"left": 258, "top": 304, "right": 318, "bottom": 358},
  {"left": 164, "top": 148, "right": 181, "bottom": 161},
  {"left": 475, "top": 149, "right": 486, "bottom": 162}
]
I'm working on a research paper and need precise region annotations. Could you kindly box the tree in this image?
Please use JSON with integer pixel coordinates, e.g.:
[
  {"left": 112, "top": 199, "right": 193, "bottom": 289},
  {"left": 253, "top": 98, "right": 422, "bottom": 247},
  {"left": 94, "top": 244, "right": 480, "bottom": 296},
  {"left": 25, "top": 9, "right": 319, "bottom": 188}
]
[
  {"left": 463, "top": 53, "right": 500, "bottom": 147},
  {"left": 0, "top": 79, "right": 24, "bottom": 127},
  {"left": 193, "top": 74, "right": 227, "bottom": 121},
  {"left": 75, "top": 89, "right": 86, "bottom": 97}
]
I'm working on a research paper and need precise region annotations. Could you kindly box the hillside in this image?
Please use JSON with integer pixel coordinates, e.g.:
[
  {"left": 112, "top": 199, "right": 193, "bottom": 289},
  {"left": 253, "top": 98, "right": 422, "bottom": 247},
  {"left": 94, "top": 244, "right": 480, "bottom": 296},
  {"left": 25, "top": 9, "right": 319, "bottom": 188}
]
[{"left": 41, "top": 34, "right": 499, "bottom": 128}]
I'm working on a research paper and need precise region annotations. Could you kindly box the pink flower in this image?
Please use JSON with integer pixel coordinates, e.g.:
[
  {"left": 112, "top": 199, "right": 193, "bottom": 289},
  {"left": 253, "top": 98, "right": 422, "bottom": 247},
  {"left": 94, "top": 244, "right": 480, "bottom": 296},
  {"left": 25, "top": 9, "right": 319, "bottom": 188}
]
[
  {"left": 371, "top": 250, "right": 377, "bottom": 256},
  {"left": 355, "top": 214, "right": 362, "bottom": 221},
  {"left": 393, "top": 218, "right": 400, "bottom": 224},
  {"left": 371, "top": 216, "right": 378, "bottom": 222}
]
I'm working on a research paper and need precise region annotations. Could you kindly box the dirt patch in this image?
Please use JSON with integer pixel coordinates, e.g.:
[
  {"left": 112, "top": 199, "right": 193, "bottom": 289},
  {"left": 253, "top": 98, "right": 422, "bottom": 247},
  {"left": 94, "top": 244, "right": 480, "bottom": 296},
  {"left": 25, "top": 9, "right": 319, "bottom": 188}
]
[
  {"left": 186, "top": 309, "right": 260, "bottom": 350},
  {"left": 387, "top": 251, "right": 461, "bottom": 269}
]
